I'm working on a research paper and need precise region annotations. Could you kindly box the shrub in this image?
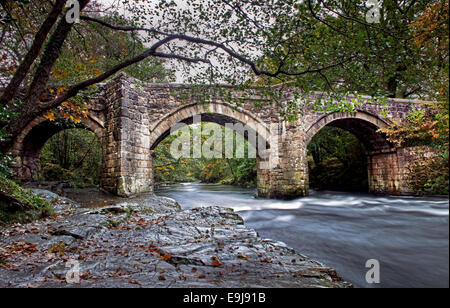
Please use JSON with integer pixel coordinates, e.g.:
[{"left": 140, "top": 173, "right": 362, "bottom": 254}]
[{"left": 0, "top": 175, "right": 54, "bottom": 225}]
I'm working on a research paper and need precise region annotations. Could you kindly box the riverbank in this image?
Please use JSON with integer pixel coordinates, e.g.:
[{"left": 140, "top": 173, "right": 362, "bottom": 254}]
[{"left": 0, "top": 189, "right": 351, "bottom": 288}]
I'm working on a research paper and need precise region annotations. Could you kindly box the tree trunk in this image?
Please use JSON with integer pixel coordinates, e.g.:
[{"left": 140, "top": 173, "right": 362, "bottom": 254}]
[{"left": 0, "top": 1, "right": 91, "bottom": 152}]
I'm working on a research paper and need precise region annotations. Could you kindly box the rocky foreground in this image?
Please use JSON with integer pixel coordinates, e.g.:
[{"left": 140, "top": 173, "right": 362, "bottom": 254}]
[{"left": 0, "top": 190, "right": 351, "bottom": 288}]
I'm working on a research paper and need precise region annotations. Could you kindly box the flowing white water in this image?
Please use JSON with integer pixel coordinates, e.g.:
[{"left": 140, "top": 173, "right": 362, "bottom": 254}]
[{"left": 156, "top": 182, "right": 449, "bottom": 288}]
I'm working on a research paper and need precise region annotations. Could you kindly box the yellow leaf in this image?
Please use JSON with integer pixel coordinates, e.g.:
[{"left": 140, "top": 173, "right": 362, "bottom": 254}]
[{"left": 44, "top": 111, "right": 55, "bottom": 122}]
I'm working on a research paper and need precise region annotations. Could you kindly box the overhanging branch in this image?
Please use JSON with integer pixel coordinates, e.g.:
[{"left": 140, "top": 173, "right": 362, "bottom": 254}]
[{"left": 80, "top": 15, "right": 355, "bottom": 78}]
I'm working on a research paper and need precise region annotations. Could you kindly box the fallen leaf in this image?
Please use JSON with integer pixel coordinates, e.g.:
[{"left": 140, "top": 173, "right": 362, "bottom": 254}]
[
  {"left": 161, "top": 253, "right": 171, "bottom": 261},
  {"left": 237, "top": 254, "right": 249, "bottom": 260},
  {"left": 211, "top": 256, "right": 223, "bottom": 267}
]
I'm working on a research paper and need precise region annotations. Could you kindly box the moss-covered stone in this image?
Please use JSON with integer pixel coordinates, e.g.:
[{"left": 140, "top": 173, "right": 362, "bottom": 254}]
[{"left": 0, "top": 175, "right": 54, "bottom": 225}]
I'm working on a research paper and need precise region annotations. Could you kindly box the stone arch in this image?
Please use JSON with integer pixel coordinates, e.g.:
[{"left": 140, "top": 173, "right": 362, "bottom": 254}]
[
  {"left": 11, "top": 116, "right": 104, "bottom": 180},
  {"left": 304, "top": 111, "right": 403, "bottom": 194},
  {"left": 305, "top": 111, "right": 392, "bottom": 151},
  {"left": 149, "top": 102, "right": 271, "bottom": 153}
]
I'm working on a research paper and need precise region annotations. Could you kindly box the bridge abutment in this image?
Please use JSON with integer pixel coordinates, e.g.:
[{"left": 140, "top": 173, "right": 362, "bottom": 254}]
[
  {"left": 367, "top": 149, "right": 401, "bottom": 194},
  {"left": 367, "top": 146, "right": 435, "bottom": 195}
]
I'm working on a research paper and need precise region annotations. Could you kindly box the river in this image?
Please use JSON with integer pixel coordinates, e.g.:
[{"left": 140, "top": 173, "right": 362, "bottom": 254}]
[{"left": 155, "top": 183, "right": 449, "bottom": 288}]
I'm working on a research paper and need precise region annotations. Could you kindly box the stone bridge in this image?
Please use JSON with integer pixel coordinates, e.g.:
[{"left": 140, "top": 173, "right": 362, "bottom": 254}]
[{"left": 11, "top": 74, "right": 429, "bottom": 198}]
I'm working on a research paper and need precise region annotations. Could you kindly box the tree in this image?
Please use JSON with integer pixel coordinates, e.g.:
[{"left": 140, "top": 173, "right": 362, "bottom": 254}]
[
  {"left": 259, "top": 0, "right": 448, "bottom": 99},
  {"left": 378, "top": 1, "right": 449, "bottom": 194}
]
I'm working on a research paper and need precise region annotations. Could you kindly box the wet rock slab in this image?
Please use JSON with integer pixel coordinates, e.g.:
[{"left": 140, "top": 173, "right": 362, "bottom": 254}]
[{"left": 0, "top": 192, "right": 351, "bottom": 288}]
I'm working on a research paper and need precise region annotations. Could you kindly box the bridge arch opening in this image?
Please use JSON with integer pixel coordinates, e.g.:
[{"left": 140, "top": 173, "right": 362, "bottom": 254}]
[
  {"left": 149, "top": 104, "right": 271, "bottom": 189},
  {"left": 307, "top": 126, "right": 369, "bottom": 192},
  {"left": 40, "top": 127, "right": 102, "bottom": 187},
  {"left": 12, "top": 117, "right": 103, "bottom": 186},
  {"left": 305, "top": 113, "right": 395, "bottom": 193}
]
